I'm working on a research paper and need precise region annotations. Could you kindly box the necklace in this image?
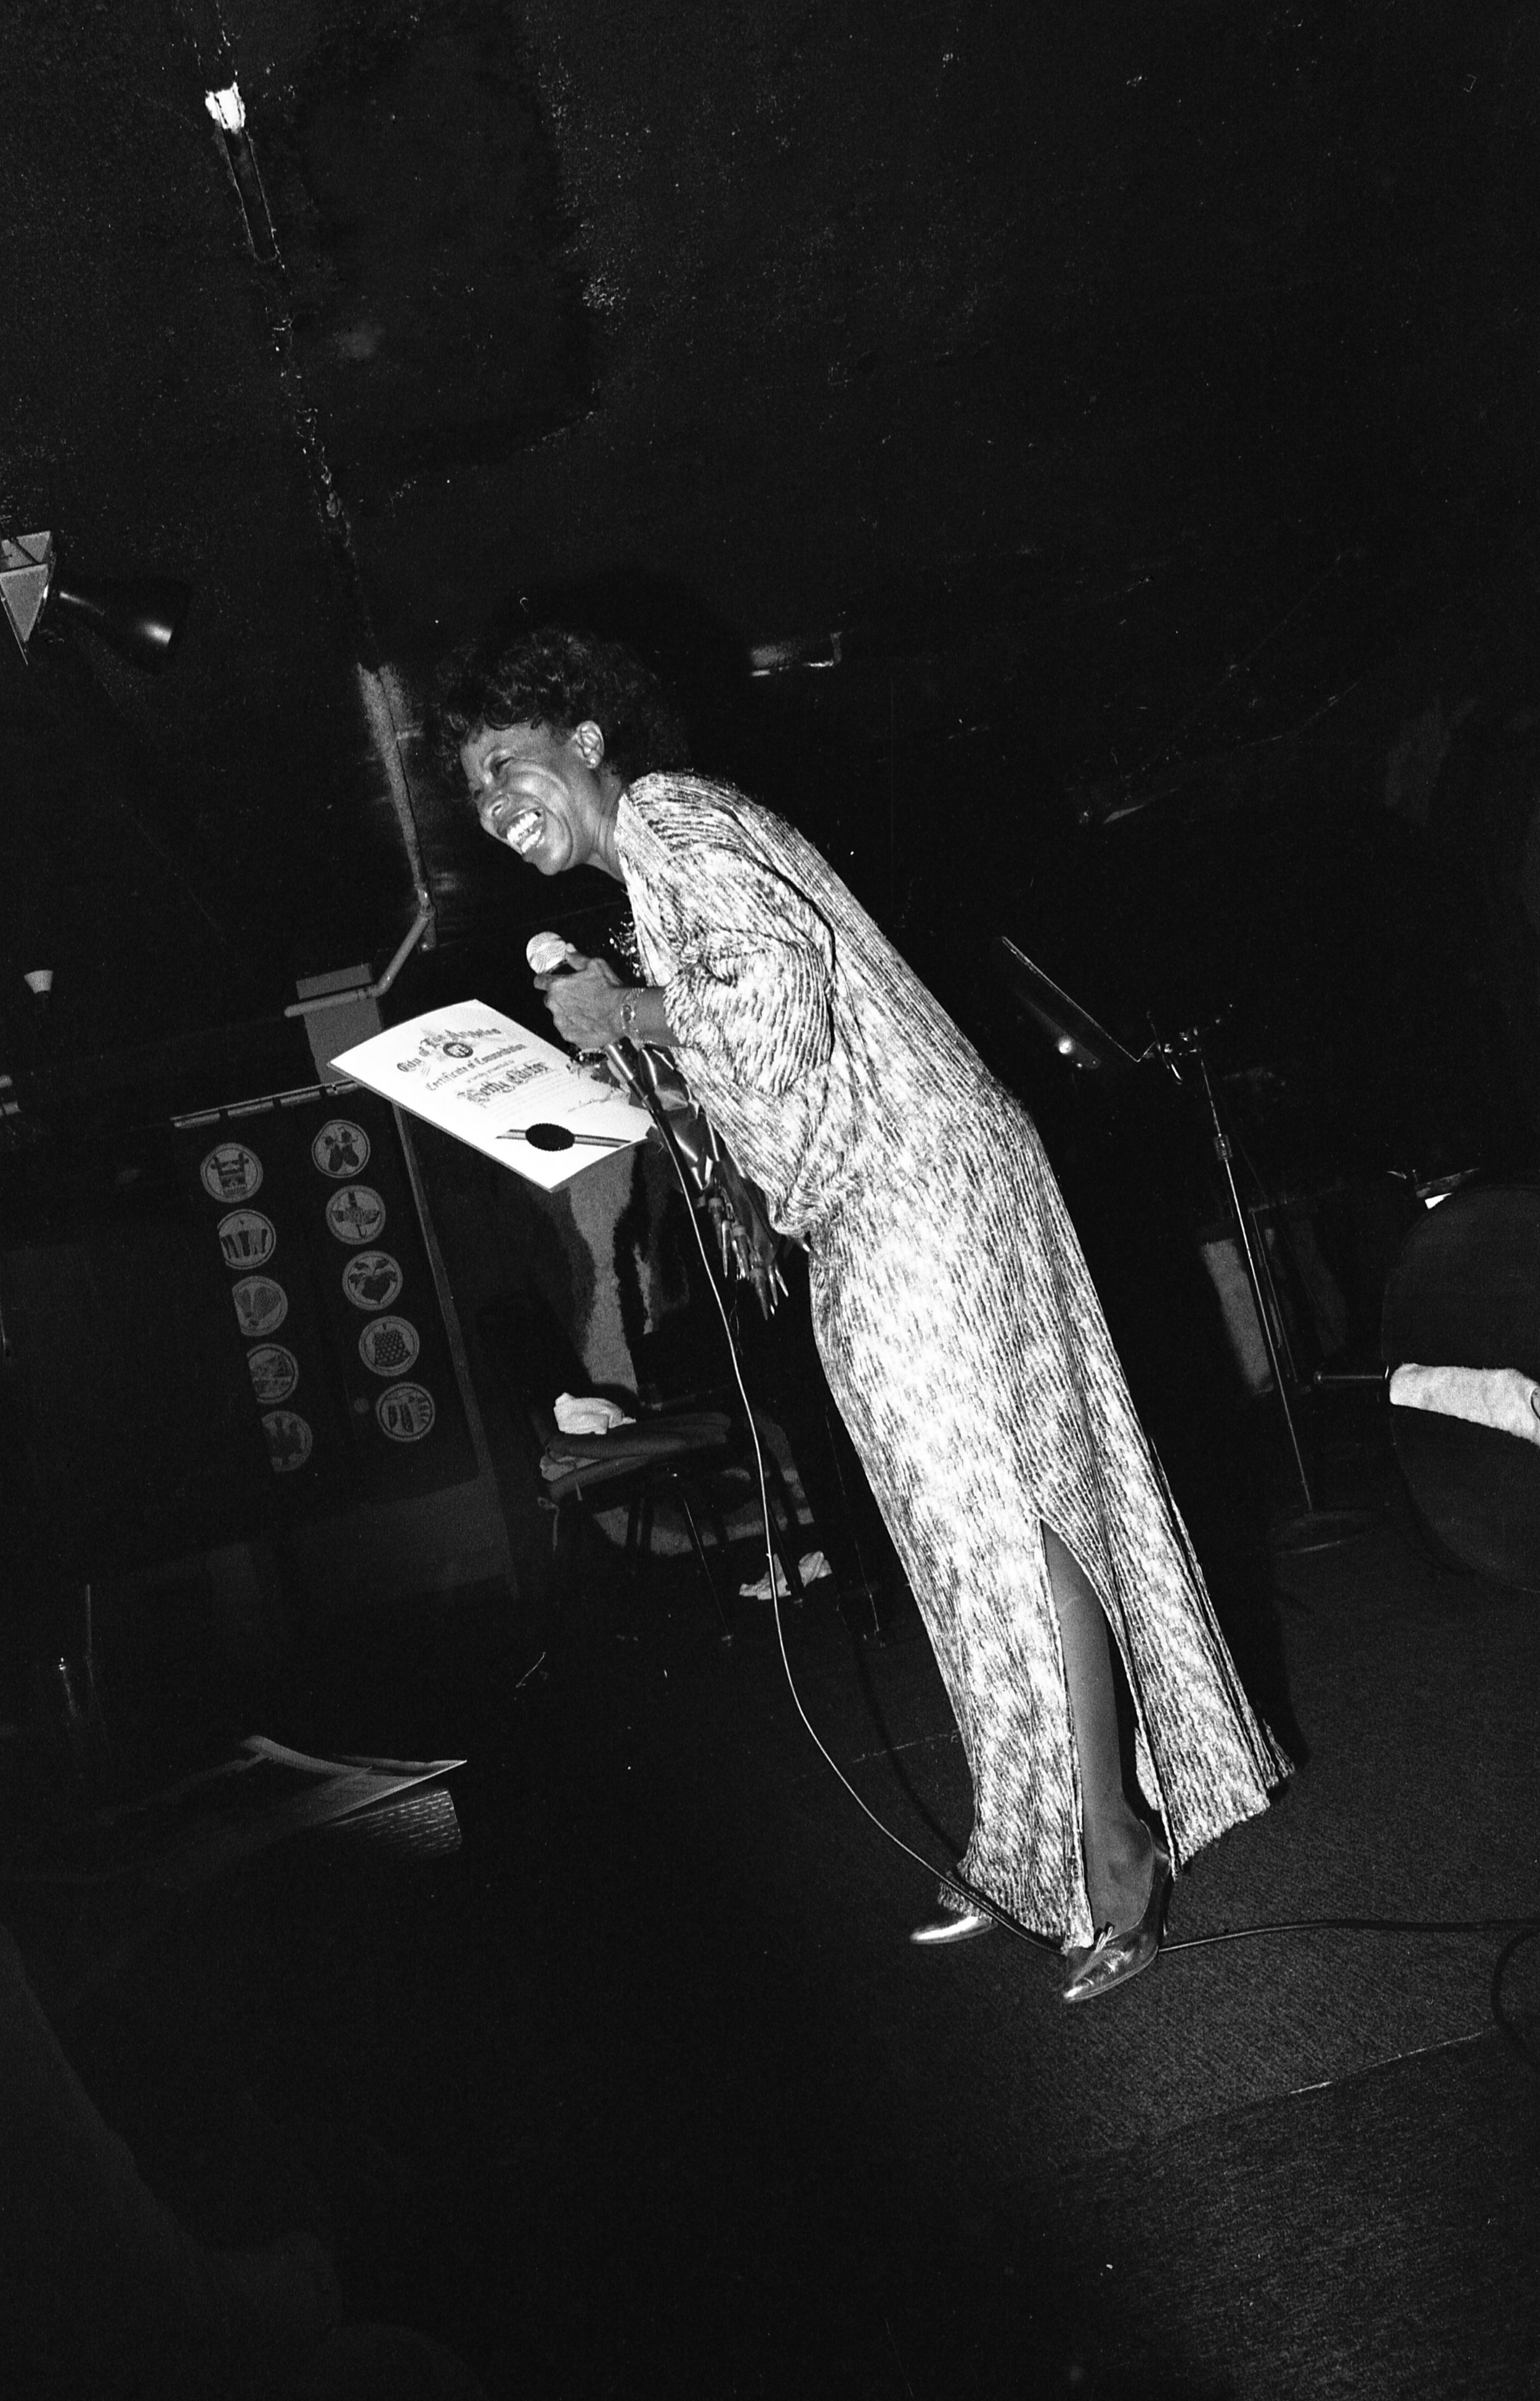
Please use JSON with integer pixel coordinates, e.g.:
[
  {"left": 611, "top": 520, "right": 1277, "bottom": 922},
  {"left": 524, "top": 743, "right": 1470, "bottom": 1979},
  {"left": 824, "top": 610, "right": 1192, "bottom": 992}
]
[{"left": 608, "top": 912, "right": 643, "bottom": 973}]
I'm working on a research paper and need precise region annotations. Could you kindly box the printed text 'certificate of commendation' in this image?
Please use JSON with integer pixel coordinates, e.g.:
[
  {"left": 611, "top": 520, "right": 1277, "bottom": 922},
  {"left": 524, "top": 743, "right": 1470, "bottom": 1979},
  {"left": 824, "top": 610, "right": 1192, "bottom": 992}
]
[{"left": 331, "top": 1002, "right": 651, "bottom": 1190}]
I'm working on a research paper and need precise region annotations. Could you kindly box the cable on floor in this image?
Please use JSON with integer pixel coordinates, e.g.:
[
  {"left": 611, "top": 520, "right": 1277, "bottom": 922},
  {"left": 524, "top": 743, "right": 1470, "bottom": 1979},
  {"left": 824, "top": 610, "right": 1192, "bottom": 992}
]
[{"left": 662, "top": 1128, "right": 1540, "bottom": 2029}]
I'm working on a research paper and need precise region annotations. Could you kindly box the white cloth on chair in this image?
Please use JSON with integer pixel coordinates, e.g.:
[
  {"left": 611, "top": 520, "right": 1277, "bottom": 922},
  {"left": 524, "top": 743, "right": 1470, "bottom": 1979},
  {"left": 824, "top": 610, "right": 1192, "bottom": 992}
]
[{"left": 553, "top": 1392, "right": 635, "bottom": 1436}]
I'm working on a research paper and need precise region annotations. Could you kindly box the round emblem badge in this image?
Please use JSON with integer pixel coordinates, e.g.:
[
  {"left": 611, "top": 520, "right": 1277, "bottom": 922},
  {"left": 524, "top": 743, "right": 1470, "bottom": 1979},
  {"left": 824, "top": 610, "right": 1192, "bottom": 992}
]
[
  {"left": 247, "top": 1343, "right": 299, "bottom": 1405},
  {"left": 312, "top": 1119, "right": 371, "bottom": 1179},
  {"left": 376, "top": 1382, "right": 436, "bottom": 1442},
  {"left": 358, "top": 1315, "right": 419, "bottom": 1379},
  {"left": 325, "top": 1185, "right": 387, "bottom": 1245},
  {"left": 217, "top": 1209, "right": 276, "bottom": 1270},
  {"left": 341, "top": 1249, "right": 403, "bottom": 1312},
  {"left": 261, "top": 1408, "right": 313, "bottom": 1473},
  {"left": 200, "top": 1141, "right": 263, "bottom": 1202},
  {"left": 232, "top": 1275, "right": 288, "bottom": 1338}
]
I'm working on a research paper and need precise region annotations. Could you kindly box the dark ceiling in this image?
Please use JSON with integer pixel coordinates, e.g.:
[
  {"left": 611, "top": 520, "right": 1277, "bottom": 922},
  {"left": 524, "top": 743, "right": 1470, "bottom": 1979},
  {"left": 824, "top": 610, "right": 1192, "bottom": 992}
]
[{"left": 2, "top": 0, "right": 1538, "bottom": 1125}]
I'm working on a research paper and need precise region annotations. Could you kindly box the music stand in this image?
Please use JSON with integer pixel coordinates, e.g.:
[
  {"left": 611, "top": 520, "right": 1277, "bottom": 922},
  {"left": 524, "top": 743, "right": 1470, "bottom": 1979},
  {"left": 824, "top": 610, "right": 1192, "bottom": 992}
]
[{"left": 992, "top": 938, "right": 1140, "bottom": 1076}]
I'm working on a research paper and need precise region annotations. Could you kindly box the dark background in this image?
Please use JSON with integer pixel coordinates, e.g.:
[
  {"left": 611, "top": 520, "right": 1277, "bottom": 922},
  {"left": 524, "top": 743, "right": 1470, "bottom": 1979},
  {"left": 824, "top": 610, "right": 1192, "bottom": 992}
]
[
  {"left": 4, "top": 17, "right": 1540, "bottom": 2394},
  {"left": 2, "top": 0, "right": 1539, "bottom": 1572}
]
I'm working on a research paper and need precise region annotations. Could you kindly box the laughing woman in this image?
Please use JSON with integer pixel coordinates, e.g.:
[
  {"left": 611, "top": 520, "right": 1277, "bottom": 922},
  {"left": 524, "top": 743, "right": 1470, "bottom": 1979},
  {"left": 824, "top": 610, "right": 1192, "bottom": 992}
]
[{"left": 432, "top": 626, "right": 1287, "bottom": 2002}]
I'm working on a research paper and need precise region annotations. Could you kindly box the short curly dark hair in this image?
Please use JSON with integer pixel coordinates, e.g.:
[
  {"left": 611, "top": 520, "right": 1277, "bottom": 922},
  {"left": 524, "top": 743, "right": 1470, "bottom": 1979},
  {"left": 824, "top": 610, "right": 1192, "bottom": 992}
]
[{"left": 427, "top": 625, "right": 691, "bottom": 788}]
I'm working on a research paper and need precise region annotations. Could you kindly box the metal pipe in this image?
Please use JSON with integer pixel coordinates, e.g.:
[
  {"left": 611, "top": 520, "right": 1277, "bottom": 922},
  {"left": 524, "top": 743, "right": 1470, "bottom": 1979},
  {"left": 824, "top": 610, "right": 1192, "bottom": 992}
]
[
  {"left": 173, "top": 1078, "right": 360, "bottom": 1132},
  {"left": 358, "top": 661, "right": 435, "bottom": 924},
  {"left": 282, "top": 901, "right": 434, "bottom": 1019},
  {"left": 283, "top": 662, "right": 437, "bottom": 1022}
]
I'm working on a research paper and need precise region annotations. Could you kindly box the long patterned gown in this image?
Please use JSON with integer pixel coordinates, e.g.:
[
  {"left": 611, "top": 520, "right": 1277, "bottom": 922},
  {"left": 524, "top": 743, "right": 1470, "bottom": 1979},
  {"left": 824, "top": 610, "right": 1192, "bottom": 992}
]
[{"left": 616, "top": 773, "right": 1288, "bottom": 1951}]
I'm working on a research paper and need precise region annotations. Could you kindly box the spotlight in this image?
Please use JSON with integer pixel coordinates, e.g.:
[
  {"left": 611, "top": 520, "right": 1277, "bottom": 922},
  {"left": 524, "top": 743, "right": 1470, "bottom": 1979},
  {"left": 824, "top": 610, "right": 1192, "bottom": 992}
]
[{"left": 0, "top": 531, "right": 191, "bottom": 673}]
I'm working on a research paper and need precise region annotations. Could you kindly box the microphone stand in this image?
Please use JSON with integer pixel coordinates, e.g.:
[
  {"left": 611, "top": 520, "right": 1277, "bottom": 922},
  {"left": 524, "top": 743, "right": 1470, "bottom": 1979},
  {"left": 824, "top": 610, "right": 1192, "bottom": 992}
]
[
  {"left": 991, "top": 932, "right": 1377, "bottom": 1553},
  {"left": 1162, "top": 1022, "right": 1377, "bottom": 1552}
]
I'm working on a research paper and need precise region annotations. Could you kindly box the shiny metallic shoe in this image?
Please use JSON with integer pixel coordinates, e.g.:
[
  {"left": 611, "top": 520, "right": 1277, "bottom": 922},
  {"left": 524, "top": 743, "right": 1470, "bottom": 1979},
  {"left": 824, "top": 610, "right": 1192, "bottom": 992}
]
[
  {"left": 909, "top": 1904, "right": 997, "bottom": 1946},
  {"left": 1061, "top": 1839, "right": 1172, "bottom": 2004}
]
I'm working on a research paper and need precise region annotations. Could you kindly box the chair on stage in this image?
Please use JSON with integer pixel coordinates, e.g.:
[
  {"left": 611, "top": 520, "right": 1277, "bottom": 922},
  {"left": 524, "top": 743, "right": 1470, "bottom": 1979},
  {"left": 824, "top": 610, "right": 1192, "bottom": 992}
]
[{"left": 476, "top": 1292, "right": 809, "bottom": 1643}]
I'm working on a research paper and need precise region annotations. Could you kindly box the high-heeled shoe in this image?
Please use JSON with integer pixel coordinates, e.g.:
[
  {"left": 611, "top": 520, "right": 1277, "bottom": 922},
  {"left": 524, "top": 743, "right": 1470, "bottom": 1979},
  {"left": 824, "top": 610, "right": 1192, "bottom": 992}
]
[
  {"left": 909, "top": 1904, "right": 997, "bottom": 1946},
  {"left": 1060, "top": 1838, "right": 1171, "bottom": 2004}
]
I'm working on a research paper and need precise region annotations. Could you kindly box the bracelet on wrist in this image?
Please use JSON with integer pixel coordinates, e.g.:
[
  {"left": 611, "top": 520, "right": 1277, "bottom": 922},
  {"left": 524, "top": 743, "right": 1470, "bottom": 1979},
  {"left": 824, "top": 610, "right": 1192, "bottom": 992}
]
[{"left": 619, "top": 988, "right": 639, "bottom": 1038}]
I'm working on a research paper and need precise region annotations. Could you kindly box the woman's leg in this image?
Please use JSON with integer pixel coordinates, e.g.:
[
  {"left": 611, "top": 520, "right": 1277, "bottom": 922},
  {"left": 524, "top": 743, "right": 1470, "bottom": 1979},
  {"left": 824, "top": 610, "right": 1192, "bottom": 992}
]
[{"left": 1042, "top": 1527, "right": 1154, "bottom": 1933}]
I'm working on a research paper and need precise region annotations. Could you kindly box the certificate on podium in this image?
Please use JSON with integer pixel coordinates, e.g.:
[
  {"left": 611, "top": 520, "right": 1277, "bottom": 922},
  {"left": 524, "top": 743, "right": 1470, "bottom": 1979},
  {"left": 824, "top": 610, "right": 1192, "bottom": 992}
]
[{"left": 331, "top": 1001, "right": 652, "bottom": 1190}]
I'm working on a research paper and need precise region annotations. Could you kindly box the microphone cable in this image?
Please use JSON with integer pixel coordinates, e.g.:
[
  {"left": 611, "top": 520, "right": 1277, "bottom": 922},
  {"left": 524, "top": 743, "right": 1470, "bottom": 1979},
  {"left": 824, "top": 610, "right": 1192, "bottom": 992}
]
[
  {"left": 655, "top": 1113, "right": 1058, "bottom": 1953},
  {"left": 624, "top": 1038, "right": 1540, "bottom": 2059}
]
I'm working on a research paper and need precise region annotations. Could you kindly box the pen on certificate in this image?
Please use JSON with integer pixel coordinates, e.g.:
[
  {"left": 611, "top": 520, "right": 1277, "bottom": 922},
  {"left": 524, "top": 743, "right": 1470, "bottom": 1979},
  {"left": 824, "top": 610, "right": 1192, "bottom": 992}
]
[{"left": 498, "top": 1123, "right": 630, "bottom": 1151}]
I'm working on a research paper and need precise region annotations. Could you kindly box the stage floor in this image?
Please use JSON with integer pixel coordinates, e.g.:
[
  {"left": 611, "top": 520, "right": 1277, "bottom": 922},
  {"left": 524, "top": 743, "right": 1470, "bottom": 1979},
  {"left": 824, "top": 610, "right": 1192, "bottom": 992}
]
[{"left": 24, "top": 1443, "right": 1540, "bottom": 2397}]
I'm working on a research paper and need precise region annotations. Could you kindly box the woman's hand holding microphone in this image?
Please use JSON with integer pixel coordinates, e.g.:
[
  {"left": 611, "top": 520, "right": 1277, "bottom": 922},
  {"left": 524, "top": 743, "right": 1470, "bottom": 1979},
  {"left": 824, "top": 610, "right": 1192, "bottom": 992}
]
[
  {"left": 527, "top": 932, "right": 672, "bottom": 1053},
  {"left": 527, "top": 933, "right": 630, "bottom": 1050}
]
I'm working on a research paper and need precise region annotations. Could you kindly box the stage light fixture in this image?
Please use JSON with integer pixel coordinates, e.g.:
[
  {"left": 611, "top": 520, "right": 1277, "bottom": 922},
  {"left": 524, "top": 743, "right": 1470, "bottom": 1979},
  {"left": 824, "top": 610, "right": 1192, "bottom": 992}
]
[{"left": 0, "top": 531, "right": 191, "bottom": 673}]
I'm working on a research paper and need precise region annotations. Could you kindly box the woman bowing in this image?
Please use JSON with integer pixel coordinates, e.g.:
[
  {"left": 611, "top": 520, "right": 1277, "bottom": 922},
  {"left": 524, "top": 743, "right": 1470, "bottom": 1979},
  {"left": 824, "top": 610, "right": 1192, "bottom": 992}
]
[{"left": 432, "top": 625, "right": 1287, "bottom": 2002}]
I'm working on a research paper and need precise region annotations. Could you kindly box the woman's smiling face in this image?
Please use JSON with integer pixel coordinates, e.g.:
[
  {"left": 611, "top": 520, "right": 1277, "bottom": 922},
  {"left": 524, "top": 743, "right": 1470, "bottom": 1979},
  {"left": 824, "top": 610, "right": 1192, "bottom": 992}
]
[{"left": 459, "top": 718, "right": 620, "bottom": 877}]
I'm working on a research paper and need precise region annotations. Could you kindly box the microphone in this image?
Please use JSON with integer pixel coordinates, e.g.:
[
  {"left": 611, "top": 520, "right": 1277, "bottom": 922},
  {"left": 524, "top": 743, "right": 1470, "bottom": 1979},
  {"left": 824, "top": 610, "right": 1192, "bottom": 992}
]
[
  {"left": 527, "top": 931, "right": 637, "bottom": 1081},
  {"left": 525, "top": 931, "right": 580, "bottom": 978}
]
